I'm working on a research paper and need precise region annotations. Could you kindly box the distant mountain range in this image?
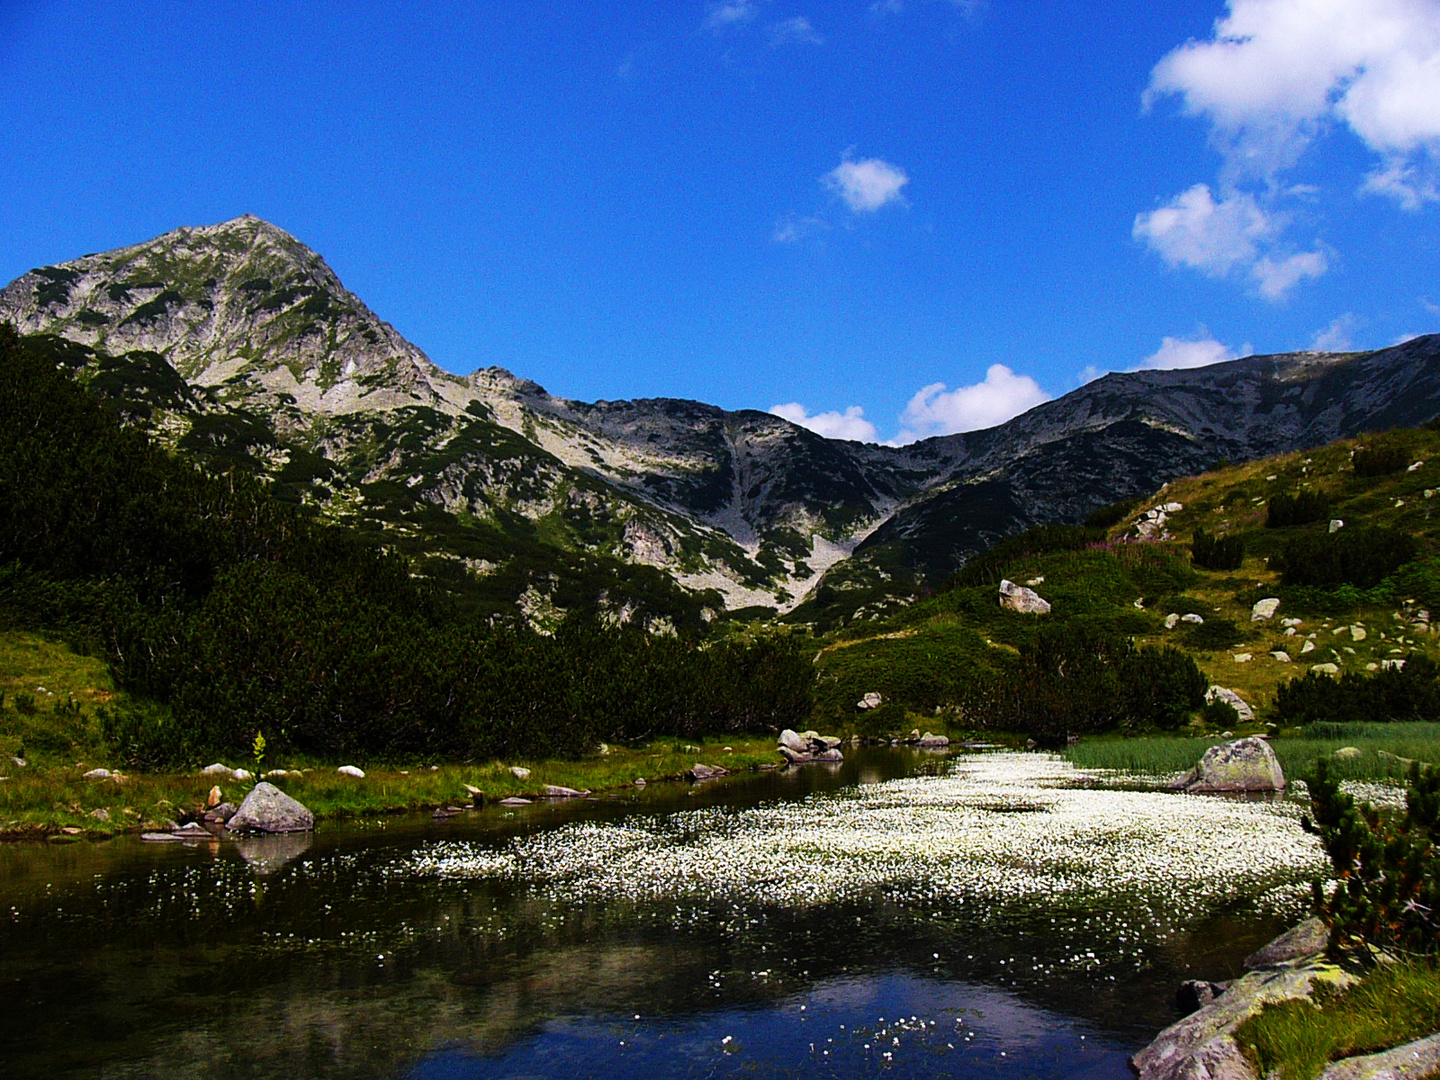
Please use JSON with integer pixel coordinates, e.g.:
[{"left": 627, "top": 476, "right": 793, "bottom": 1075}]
[{"left": 4, "top": 215, "right": 1438, "bottom": 626}]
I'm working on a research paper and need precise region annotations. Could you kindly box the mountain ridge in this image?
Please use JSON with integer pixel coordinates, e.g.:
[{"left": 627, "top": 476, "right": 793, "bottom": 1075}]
[{"left": 4, "top": 215, "right": 1438, "bottom": 624}]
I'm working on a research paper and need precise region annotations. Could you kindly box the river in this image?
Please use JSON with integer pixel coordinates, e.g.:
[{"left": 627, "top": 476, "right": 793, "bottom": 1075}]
[{"left": 0, "top": 749, "right": 1329, "bottom": 1079}]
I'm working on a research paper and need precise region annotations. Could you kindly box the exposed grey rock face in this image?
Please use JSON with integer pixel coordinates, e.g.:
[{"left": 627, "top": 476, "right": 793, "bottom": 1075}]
[
  {"left": 8, "top": 216, "right": 1440, "bottom": 621},
  {"left": 225, "top": 782, "right": 315, "bottom": 833},
  {"left": 778, "top": 730, "right": 844, "bottom": 764},
  {"left": 1315, "top": 1032, "right": 1440, "bottom": 1080},
  {"left": 1176, "top": 738, "right": 1286, "bottom": 793}
]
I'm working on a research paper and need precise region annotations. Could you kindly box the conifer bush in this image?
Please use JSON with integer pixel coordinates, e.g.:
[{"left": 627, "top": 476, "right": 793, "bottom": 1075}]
[
  {"left": 1303, "top": 757, "right": 1440, "bottom": 956},
  {"left": 1191, "top": 526, "right": 1245, "bottom": 570},
  {"left": 1267, "top": 490, "right": 1331, "bottom": 528}
]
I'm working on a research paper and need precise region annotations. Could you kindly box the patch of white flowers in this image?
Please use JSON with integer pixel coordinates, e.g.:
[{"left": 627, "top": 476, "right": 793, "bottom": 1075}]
[{"left": 410, "top": 754, "right": 1329, "bottom": 924}]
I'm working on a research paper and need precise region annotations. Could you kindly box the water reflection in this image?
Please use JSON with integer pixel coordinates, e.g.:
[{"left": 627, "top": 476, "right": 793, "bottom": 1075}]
[{"left": 0, "top": 749, "right": 1309, "bottom": 1080}]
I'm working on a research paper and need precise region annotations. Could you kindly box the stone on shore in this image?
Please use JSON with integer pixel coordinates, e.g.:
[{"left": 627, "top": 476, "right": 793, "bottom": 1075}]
[
  {"left": 510, "top": 766, "right": 531, "bottom": 780},
  {"left": 541, "top": 785, "right": 588, "bottom": 798},
  {"left": 336, "top": 765, "right": 365, "bottom": 778},
  {"left": 778, "top": 729, "right": 844, "bottom": 764},
  {"left": 1174, "top": 737, "right": 1285, "bottom": 793},
  {"left": 688, "top": 763, "right": 727, "bottom": 780},
  {"left": 225, "top": 782, "right": 315, "bottom": 833},
  {"left": 918, "top": 732, "right": 950, "bottom": 748}
]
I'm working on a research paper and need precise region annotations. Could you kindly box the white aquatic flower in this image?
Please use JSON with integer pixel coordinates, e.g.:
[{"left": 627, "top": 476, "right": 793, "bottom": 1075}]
[{"left": 408, "top": 753, "right": 1328, "bottom": 932}]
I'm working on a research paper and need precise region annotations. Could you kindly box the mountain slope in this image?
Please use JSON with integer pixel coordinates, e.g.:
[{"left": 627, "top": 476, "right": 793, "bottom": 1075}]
[{"left": 4, "top": 215, "right": 1438, "bottom": 624}]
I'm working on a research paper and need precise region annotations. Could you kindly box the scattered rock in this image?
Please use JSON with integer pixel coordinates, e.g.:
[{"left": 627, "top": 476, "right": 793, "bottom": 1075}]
[
  {"left": 141, "top": 832, "right": 182, "bottom": 842},
  {"left": 1271, "top": 651, "right": 1292, "bottom": 662},
  {"left": 1334, "top": 746, "right": 1363, "bottom": 760},
  {"left": 1251, "top": 598, "right": 1280, "bottom": 621},
  {"left": 432, "top": 807, "right": 461, "bottom": 820},
  {"left": 1300, "top": 640, "right": 1316, "bottom": 653},
  {"left": 83, "top": 768, "right": 111, "bottom": 780},
  {"left": 1411, "top": 461, "right": 1426, "bottom": 472},
  {"left": 999, "top": 579, "right": 1051, "bottom": 615},
  {"left": 1329, "top": 519, "right": 1345, "bottom": 533},
  {"left": 336, "top": 765, "right": 365, "bottom": 778},
  {"left": 462, "top": 782, "right": 482, "bottom": 796},
  {"left": 1232, "top": 653, "right": 1252, "bottom": 663},
  {"left": 634, "top": 777, "right": 647, "bottom": 786},
  {"left": 1204, "top": 686, "right": 1255, "bottom": 723},
  {"left": 1382, "top": 658, "right": 1407, "bottom": 671},
  {"left": 11, "top": 756, "right": 25, "bottom": 768},
  {"left": 90, "top": 808, "right": 110, "bottom": 822},
  {"left": 225, "top": 782, "right": 315, "bottom": 834},
  {"left": 688, "top": 763, "right": 728, "bottom": 780},
  {"left": 856, "top": 692, "right": 883, "bottom": 709},
  {"left": 510, "top": 766, "right": 531, "bottom": 780},
  {"left": 779, "top": 729, "right": 810, "bottom": 753},
  {"left": 203, "top": 803, "right": 237, "bottom": 823},
  {"left": 1162, "top": 501, "right": 1183, "bottom": 513},
  {"left": 200, "top": 763, "right": 232, "bottom": 776},
  {"left": 1164, "top": 613, "right": 1180, "bottom": 629},
  {"left": 1243, "top": 916, "right": 1328, "bottom": 969},
  {"left": 918, "top": 732, "right": 950, "bottom": 748},
  {"left": 541, "top": 785, "right": 588, "bottom": 798},
  {"left": 1315, "top": 1032, "right": 1440, "bottom": 1080},
  {"left": 263, "top": 769, "right": 290, "bottom": 778},
  {"left": 1175, "top": 737, "right": 1285, "bottom": 793},
  {"left": 1281, "top": 618, "right": 1303, "bottom": 627},
  {"left": 1182, "top": 613, "right": 1205, "bottom": 624},
  {"left": 232, "top": 768, "right": 252, "bottom": 781},
  {"left": 207, "top": 785, "right": 223, "bottom": 808},
  {"left": 499, "top": 797, "right": 532, "bottom": 806},
  {"left": 1350, "top": 625, "right": 1368, "bottom": 642},
  {"left": 171, "top": 822, "right": 210, "bottom": 838},
  {"left": 1311, "top": 662, "right": 1341, "bottom": 675}
]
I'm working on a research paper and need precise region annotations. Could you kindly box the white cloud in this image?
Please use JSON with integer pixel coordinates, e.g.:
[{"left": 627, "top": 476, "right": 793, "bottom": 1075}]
[
  {"left": 1133, "top": 183, "right": 1328, "bottom": 299},
  {"left": 1133, "top": 183, "right": 1273, "bottom": 275},
  {"left": 772, "top": 213, "right": 828, "bottom": 243},
  {"left": 1423, "top": 296, "right": 1440, "bottom": 316},
  {"left": 704, "top": 0, "right": 759, "bottom": 31},
  {"left": 1146, "top": 0, "right": 1440, "bottom": 200},
  {"left": 769, "top": 15, "right": 822, "bottom": 46},
  {"left": 1362, "top": 160, "right": 1440, "bottom": 210},
  {"left": 824, "top": 156, "right": 910, "bottom": 212},
  {"left": 1311, "top": 313, "right": 1360, "bottom": 351},
  {"left": 770, "top": 402, "right": 879, "bottom": 442},
  {"left": 896, "top": 365, "right": 1050, "bottom": 441},
  {"left": 1252, "top": 249, "right": 1329, "bottom": 299},
  {"left": 1139, "top": 335, "right": 1239, "bottom": 370}
]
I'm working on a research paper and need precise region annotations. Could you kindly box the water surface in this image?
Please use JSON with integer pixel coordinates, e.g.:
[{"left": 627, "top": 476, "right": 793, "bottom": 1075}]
[{"left": 0, "top": 750, "right": 1325, "bottom": 1079}]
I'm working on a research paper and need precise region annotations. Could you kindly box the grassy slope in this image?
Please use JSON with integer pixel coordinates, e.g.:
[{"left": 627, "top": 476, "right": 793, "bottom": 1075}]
[{"left": 811, "top": 426, "right": 1440, "bottom": 733}]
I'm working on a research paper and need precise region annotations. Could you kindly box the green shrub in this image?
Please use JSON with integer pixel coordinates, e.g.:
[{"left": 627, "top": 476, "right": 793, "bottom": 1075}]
[
  {"left": 1183, "top": 617, "right": 1244, "bottom": 650},
  {"left": 1273, "top": 527, "right": 1417, "bottom": 589},
  {"left": 856, "top": 700, "right": 908, "bottom": 737},
  {"left": 1192, "top": 527, "right": 1245, "bottom": 570},
  {"left": 1201, "top": 698, "right": 1241, "bottom": 728},
  {"left": 1273, "top": 657, "right": 1440, "bottom": 726},
  {"left": 1302, "top": 757, "right": 1440, "bottom": 956},
  {"left": 1084, "top": 497, "right": 1140, "bottom": 529},
  {"left": 1268, "top": 490, "right": 1331, "bottom": 528},
  {"left": 1353, "top": 444, "right": 1411, "bottom": 478}
]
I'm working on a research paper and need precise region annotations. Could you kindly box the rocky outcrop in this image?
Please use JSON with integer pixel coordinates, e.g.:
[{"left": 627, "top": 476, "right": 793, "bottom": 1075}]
[
  {"left": 1242, "top": 917, "right": 1328, "bottom": 969},
  {"left": 1315, "top": 1033, "right": 1440, "bottom": 1080},
  {"left": 1174, "top": 738, "right": 1286, "bottom": 793},
  {"left": 225, "top": 782, "right": 315, "bottom": 833}
]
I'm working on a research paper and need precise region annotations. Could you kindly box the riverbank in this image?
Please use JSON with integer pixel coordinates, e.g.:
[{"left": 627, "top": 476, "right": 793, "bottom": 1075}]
[{"left": 0, "top": 735, "right": 791, "bottom": 840}]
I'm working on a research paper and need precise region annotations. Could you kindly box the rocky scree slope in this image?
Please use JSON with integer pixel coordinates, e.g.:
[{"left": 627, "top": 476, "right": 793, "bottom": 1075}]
[{"left": 3, "top": 215, "right": 1438, "bottom": 622}]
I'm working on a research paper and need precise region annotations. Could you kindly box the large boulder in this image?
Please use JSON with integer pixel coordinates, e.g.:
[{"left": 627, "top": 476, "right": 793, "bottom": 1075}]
[
  {"left": 999, "top": 579, "right": 1051, "bottom": 615},
  {"left": 225, "top": 782, "right": 315, "bottom": 833},
  {"left": 1176, "top": 737, "right": 1286, "bottom": 793}
]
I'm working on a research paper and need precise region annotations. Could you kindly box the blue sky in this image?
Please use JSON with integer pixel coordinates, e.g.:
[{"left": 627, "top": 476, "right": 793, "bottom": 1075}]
[{"left": 1, "top": 0, "right": 1438, "bottom": 443}]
